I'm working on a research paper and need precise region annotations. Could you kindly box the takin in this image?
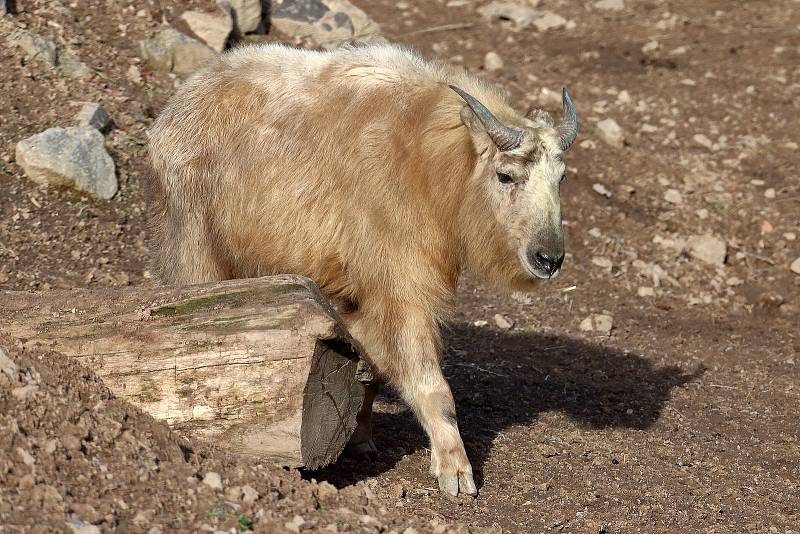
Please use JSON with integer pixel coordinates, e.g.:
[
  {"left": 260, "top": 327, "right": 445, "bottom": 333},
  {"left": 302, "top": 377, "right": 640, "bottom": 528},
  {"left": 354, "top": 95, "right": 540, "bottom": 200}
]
[{"left": 146, "top": 42, "right": 578, "bottom": 497}]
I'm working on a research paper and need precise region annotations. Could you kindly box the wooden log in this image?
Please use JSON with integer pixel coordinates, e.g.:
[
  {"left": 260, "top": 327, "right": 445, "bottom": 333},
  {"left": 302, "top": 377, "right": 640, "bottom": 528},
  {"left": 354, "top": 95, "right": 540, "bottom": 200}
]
[{"left": 0, "top": 275, "right": 371, "bottom": 470}]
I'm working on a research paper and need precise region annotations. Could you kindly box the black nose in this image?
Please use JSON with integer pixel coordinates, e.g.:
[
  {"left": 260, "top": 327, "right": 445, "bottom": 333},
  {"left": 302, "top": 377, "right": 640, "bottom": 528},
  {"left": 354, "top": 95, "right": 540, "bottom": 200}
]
[{"left": 534, "top": 252, "right": 564, "bottom": 276}]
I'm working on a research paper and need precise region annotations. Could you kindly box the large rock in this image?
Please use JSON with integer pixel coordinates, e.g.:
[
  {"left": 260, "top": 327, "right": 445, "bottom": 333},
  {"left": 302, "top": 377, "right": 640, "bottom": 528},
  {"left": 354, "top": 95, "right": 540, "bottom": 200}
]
[
  {"left": 686, "top": 234, "right": 727, "bottom": 266},
  {"left": 140, "top": 28, "right": 216, "bottom": 78},
  {"left": 181, "top": 3, "right": 234, "bottom": 52},
  {"left": 75, "top": 103, "right": 113, "bottom": 133},
  {"left": 15, "top": 127, "right": 118, "bottom": 200},
  {"left": 229, "top": 0, "right": 263, "bottom": 33},
  {"left": 271, "top": 0, "right": 383, "bottom": 49},
  {"left": 7, "top": 29, "right": 57, "bottom": 67}
]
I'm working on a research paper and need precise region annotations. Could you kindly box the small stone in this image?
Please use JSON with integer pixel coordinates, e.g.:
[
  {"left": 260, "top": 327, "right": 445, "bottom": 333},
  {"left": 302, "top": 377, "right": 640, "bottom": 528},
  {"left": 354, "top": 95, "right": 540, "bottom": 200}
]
[
  {"left": 594, "top": 0, "right": 624, "bottom": 10},
  {"left": 285, "top": 515, "right": 306, "bottom": 533},
  {"left": 642, "top": 40, "right": 659, "bottom": 53},
  {"left": 180, "top": 4, "right": 234, "bottom": 53},
  {"left": 388, "top": 483, "right": 406, "bottom": 499},
  {"left": 790, "top": 257, "right": 800, "bottom": 275},
  {"left": 224, "top": 485, "right": 243, "bottom": 501},
  {"left": 686, "top": 234, "right": 727, "bottom": 266},
  {"left": 484, "top": 51, "right": 504, "bottom": 71},
  {"left": 317, "top": 481, "right": 338, "bottom": 501},
  {"left": 760, "top": 220, "right": 773, "bottom": 235},
  {"left": 696, "top": 208, "right": 709, "bottom": 219},
  {"left": 17, "top": 447, "right": 35, "bottom": 466},
  {"left": 11, "top": 384, "right": 39, "bottom": 401},
  {"left": 477, "top": 1, "right": 538, "bottom": 30},
  {"left": 596, "top": 118, "right": 624, "bottom": 148},
  {"left": 664, "top": 189, "right": 683, "bottom": 204},
  {"left": 592, "top": 183, "right": 612, "bottom": 198},
  {"left": 202, "top": 471, "right": 223, "bottom": 491},
  {"left": 402, "top": 529, "right": 419, "bottom": 534},
  {"left": 764, "top": 188, "right": 776, "bottom": 199},
  {"left": 637, "top": 287, "right": 655, "bottom": 297},
  {"left": 0, "top": 348, "right": 18, "bottom": 384},
  {"left": 726, "top": 277, "right": 743, "bottom": 286},
  {"left": 15, "top": 127, "right": 118, "bottom": 199},
  {"left": 473, "top": 320, "right": 488, "bottom": 327},
  {"left": 241, "top": 484, "right": 259, "bottom": 503},
  {"left": 65, "top": 520, "right": 100, "bottom": 534},
  {"left": 75, "top": 103, "right": 113, "bottom": 133},
  {"left": 533, "top": 12, "right": 567, "bottom": 32},
  {"left": 359, "top": 515, "right": 379, "bottom": 526},
  {"left": 693, "top": 133, "right": 714, "bottom": 150},
  {"left": 784, "top": 232, "right": 796, "bottom": 241},
  {"left": 61, "top": 435, "right": 82, "bottom": 452},
  {"left": 616, "top": 90, "right": 631, "bottom": 104},
  {"left": 591, "top": 257, "right": 613, "bottom": 271},
  {"left": 494, "top": 314, "right": 514, "bottom": 330},
  {"left": 579, "top": 314, "right": 613, "bottom": 335},
  {"left": 228, "top": 0, "right": 262, "bottom": 33},
  {"left": 126, "top": 65, "right": 142, "bottom": 83}
]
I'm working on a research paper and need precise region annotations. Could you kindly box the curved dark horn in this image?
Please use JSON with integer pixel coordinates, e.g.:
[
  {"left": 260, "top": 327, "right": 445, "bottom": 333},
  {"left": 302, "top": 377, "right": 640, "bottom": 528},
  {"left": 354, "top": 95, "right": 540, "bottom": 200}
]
[
  {"left": 449, "top": 84, "right": 523, "bottom": 151},
  {"left": 556, "top": 87, "right": 578, "bottom": 151}
]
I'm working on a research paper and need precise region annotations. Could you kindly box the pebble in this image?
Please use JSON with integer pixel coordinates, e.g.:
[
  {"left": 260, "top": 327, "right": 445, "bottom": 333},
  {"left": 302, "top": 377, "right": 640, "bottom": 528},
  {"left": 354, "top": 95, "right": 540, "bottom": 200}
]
[
  {"left": 791, "top": 258, "right": 800, "bottom": 276},
  {"left": 0, "top": 348, "right": 19, "bottom": 385},
  {"left": 126, "top": 64, "right": 142, "bottom": 84},
  {"left": 65, "top": 520, "right": 101, "bottom": 534},
  {"left": 494, "top": 314, "right": 514, "bottom": 330},
  {"left": 402, "top": 528, "right": 420, "bottom": 534},
  {"left": 533, "top": 12, "right": 567, "bottom": 32},
  {"left": 591, "top": 257, "right": 613, "bottom": 271},
  {"left": 241, "top": 484, "right": 259, "bottom": 503},
  {"left": 17, "top": 447, "right": 35, "bottom": 466},
  {"left": 784, "top": 232, "right": 796, "bottom": 241},
  {"left": 642, "top": 40, "right": 659, "bottom": 53},
  {"left": 764, "top": 188, "right": 776, "bottom": 199},
  {"left": 686, "top": 234, "right": 727, "bottom": 266},
  {"left": 285, "top": 515, "right": 307, "bottom": 533},
  {"left": 75, "top": 103, "right": 113, "bottom": 133},
  {"left": 484, "top": 51, "right": 504, "bottom": 71},
  {"left": 693, "top": 133, "right": 714, "bottom": 150},
  {"left": 596, "top": 118, "right": 624, "bottom": 148},
  {"left": 637, "top": 287, "right": 655, "bottom": 297},
  {"left": 579, "top": 314, "right": 614, "bottom": 335},
  {"left": 473, "top": 320, "right": 488, "bottom": 327},
  {"left": 477, "top": 1, "right": 539, "bottom": 30},
  {"left": 696, "top": 208, "right": 709, "bottom": 219},
  {"left": 202, "top": 471, "right": 223, "bottom": 491},
  {"left": 664, "top": 189, "right": 683, "bottom": 204},
  {"left": 594, "top": 0, "right": 624, "bottom": 10},
  {"left": 592, "top": 183, "right": 613, "bottom": 198}
]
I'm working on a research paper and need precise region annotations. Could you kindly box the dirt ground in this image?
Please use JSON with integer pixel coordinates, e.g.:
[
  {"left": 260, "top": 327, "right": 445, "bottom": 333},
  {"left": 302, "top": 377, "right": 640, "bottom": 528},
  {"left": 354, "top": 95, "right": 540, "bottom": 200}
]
[{"left": 1, "top": 0, "right": 798, "bottom": 532}]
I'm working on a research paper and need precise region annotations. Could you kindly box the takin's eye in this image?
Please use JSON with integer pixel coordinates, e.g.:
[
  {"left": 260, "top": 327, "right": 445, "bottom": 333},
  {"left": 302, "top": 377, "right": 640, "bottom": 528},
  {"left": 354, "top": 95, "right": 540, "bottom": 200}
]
[
  {"left": 560, "top": 172, "right": 567, "bottom": 183},
  {"left": 497, "top": 171, "right": 514, "bottom": 184}
]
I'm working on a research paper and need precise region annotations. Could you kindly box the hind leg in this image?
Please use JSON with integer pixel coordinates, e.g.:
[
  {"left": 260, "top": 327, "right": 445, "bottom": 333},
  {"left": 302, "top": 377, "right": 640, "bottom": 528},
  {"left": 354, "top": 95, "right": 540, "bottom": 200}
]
[{"left": 157, "top": 214, "right": 229, "bottom": 285}]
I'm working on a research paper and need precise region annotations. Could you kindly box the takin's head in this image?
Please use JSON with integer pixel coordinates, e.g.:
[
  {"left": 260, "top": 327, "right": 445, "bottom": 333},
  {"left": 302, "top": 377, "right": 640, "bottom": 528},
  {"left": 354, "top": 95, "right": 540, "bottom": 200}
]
[{"left": 450, "top": 85, "right": 578, "bottom": 281}]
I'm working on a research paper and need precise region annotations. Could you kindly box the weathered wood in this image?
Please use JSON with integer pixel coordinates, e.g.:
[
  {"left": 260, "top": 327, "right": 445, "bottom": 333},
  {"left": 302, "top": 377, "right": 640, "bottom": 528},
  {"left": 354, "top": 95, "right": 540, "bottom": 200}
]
[{"left": 0, "top": 275, "right": 370, "bottom": 469}]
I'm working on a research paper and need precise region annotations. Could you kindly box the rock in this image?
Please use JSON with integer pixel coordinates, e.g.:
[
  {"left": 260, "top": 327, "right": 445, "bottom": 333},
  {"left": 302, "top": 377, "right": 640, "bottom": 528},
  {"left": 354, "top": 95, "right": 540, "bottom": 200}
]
[
  {"left": 592, "top": 183, "right": 612, "bottom": 198},
  {"left": 229, "top": 0, "right": 262, "bottom": 33},
  {"left": 693, "top": 133, "right": 714, "bottom": 150},
  {"left": 58, "top": 49, "right": 89, "bottom": 79},
  {"left": 15, "top": 127, "right": 117, "bottom": 199},
  {"left": 538, "top": 87, "right": 562, "bottom": 108},
  {"left": 664, "top": 189, "right": 683, "bottom": 204},
  {"left": 642, "top": 40, "right": 659, "bottom": 53},
  {"left": 484, "top": 51, "right": 504, "bottom": 71},
  {"left": 241, "top": 484, "right": 259, "bottom": 503},
  {"left": 579, "top": 314, "right": 613, "bottom": 335},
  {"left": 271, "top": 0, "right": 383, "bottom": 50},
  {"left": 285, "top": 515, "right": 306, "bottom": 533},
  {"left": 591, "top": 257, "right": 613, "bottom": 271},
  {"left": 7, "top": 30, "right": 57, "bottom": 67},
  {"left": 65, "top": 520, "right": 101, "bottom": 534},
  {"left": 402, "top": 529, "right": 420, "bottom": 534},
  {"left": 140, "top": 28, "right": 216, "bottom": 78},
  {"left": 595, "top": 0, "right": 624, "bottom": 9},
  {"left": 202, "top": 471, "right": 223, "bottom": 490},
  {"left": 317, "top": 481, "right": 338, "bottom": 501},
  {"left": 790, "top": 257, "right": 800, "bottom": 275},
  {"left": 596, "top": 118, "right": 624, "bottom": 148},
  {"left": 686, "top": 234, "right": 727, "bottom": 266},
  {"left": 17, "top": 447, "right": 35, "bottom": 465},
  {"left": 0, "top": 348, "right": 18, "bottom": 385},
  {"left": 764, "top": 188, "right": 776, "bottom": 199},
  {"left": 494, "top": 314, "right": 514, "bottom": 330},
  {"left": 181, "top": 4, "right": 234, "bottom": 53},
  {"left": 477, "top": 1, "right": 539, "bottom": 30},
  {"left": 533, "top": 12, "right": 567, "bottom": 32},
  {"left": 637, "top": 287, "right": 655, "bottom": 297},
  {"left": 473, "top": 320, "right": 488, "bottom": 327},
  {"left": 1, "top": 0, "right": 7, "bottom": 15},
  {"left": 126, "top": 65, "right": 142, "bottom": 84},
  {"left": 75, "top": 103, "right": 113, "bottom": 133}
]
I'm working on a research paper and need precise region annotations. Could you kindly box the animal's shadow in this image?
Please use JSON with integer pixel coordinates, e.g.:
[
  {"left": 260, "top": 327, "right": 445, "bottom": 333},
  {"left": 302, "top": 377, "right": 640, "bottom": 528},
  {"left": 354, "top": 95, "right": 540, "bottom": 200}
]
[{"left": 305, "top": 322, "right": 703, "bottom": 488}]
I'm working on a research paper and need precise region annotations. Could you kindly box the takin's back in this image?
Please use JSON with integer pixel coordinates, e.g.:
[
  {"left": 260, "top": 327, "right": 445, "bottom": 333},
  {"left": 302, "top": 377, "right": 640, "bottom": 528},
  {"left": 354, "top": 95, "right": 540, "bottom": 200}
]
[{"left": 146, "top": 43, "right": 507, "bottom": 300}]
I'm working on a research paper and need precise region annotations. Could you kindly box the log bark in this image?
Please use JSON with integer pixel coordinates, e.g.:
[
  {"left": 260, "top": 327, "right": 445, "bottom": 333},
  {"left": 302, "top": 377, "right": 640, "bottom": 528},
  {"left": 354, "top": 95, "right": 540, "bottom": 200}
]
[{"left": 0, "top": 275, "right": 371, "bottom": 470}]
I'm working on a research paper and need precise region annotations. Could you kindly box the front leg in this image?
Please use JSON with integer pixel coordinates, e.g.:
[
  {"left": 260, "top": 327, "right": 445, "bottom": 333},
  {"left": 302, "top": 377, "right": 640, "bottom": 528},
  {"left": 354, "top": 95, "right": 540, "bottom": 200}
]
[{"left": 347, "top": 302, "right": 477, "bottom": 497}]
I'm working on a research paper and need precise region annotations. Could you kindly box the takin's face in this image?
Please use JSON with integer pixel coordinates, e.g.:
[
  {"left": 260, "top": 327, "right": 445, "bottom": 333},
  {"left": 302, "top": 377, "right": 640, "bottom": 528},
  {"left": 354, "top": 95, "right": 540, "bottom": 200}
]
[{"left": 452, "top": 86, "right": 578, "bottom": 280}]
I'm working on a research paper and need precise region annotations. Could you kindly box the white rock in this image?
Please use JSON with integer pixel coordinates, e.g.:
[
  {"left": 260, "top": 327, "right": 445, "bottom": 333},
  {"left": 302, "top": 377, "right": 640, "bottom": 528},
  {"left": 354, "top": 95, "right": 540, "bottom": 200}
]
[
  {"left": 140, "top": 28, "right": 216, "bottom": 78},
  {"left": 202, "top": 471, "right": 223, "bottom": 490},
  {"left": 591, "top": 257, "right": 613, "bottom": 271},
  {"left": 594, "top": 0, "right": 624, "bottom": 10},
  {"left": 15, "top": 127, "right": 117, "bottom": 199},
  {"left": 75, "top": 103, "right": 113, "bottom": 133},
  {"left": 592, "top": 183, "right": 612, "bottom": 197},
  {"left": 0, "top": 348, "right": 18, "bottom": 385},
  {"left": 784, "top": 232, "right": 796, "bottom": 241},
  {"left": 693, "top": 133, "right": 714, "bottom": 150},
  {"left": 65, "top": 521, "right": 101, "bottom": 534},
  {"left": 616, "top": 90, "right": 631, "bottom": 104},
  {"left": 533, "top": 12, "right": 567, "bottom": 32},
  {"left": 285, "top": 516, "right": 306, "bottom": 533},
  {"left": 228, "top": 0, "right": 262, "bottom": 33},
  {"left": 642, "top": 40, "right": 659, "bottom": 53},
  {"left": 664, "top": 189, "right": 683, "bottom": 204},
  {"left": 686, "top": 234, "right": 727, "bottom": 266},
  {"left": 791, "top": 257, "right": 800, "bottom": 275},
  {"left": 596, "top": 118, "right": 624, "bottom": 148},
  {"left": 126, "top": 64, "right": 142, "bottom": 83},
  {"left": 181, "top": 5, "right": 234, "bottom": 52},
  {"left": 494, "top": 314, "right": 514, "bottom": 330},
  {"left": 473, "top": 320, "right": 488, "bottom": 327},
  {"left": 696, "top": 208, "right": 709, "bottom": 219},
  {"left": 764, "top": 188, "right": 776, "bottom": 199},
  {"left": 477, "top": 1, "right": 538, "bottom": 30},
  {"left": 484, "top": 51, "right": 504, "bottom": 71},
  {"left": 7, "top": 29, "right": 57, "bottom": 67},
  {"left": 579, "top": 314, "right": 613, "bottom": 335},
  {"left": 637, "top": 287, "right": 655, "bottom": 297}
]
